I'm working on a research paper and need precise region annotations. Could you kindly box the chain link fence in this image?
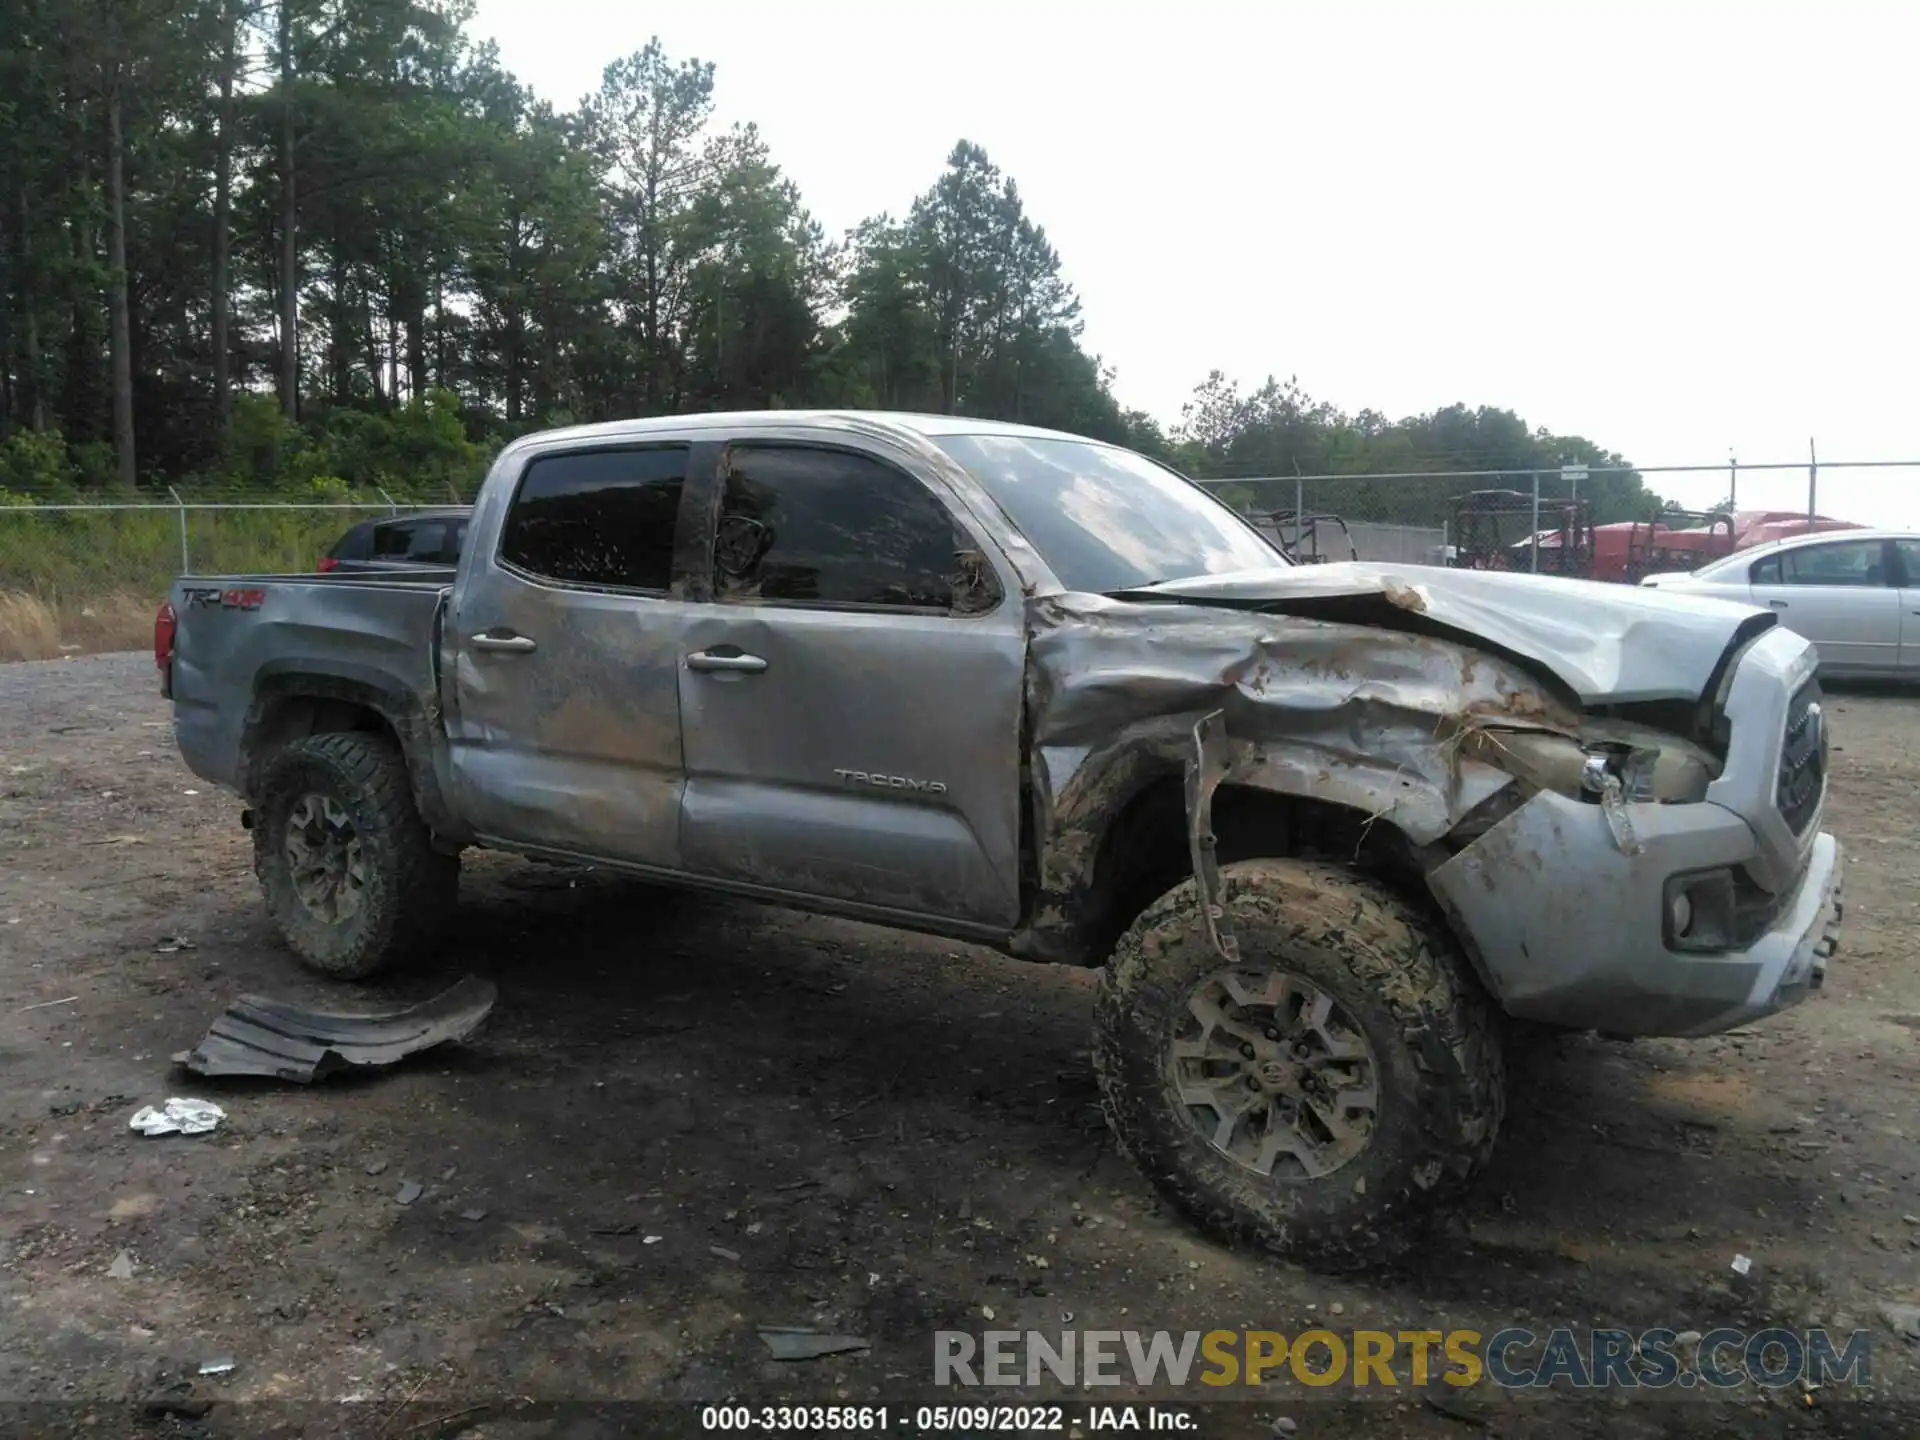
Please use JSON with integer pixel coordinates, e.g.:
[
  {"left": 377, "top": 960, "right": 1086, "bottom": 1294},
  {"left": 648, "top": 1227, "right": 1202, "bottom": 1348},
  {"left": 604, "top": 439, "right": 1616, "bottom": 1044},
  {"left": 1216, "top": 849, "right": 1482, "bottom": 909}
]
[
  {"left": 0, "top": 496, "right": 460, "bottom": 660},
  {"left": 1205, "top": 458, "right": 1920, "bottom": 571},
  {"left": 4, "top": 454, "right": 1918, "bottom": 658}
]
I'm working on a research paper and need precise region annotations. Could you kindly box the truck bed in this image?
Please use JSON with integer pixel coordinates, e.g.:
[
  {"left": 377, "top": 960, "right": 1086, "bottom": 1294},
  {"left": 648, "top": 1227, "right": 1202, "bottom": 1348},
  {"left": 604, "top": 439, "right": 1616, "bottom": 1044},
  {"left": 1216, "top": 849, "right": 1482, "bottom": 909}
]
[{"left": 168, "top": 572, "right": 451, "bottom": 794}]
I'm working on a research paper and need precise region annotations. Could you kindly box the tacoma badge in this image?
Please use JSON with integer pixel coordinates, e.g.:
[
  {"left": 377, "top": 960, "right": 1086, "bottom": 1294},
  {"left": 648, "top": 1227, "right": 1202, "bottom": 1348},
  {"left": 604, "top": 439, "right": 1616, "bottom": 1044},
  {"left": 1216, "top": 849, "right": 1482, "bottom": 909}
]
[{"left": 833, "top": 768, "right": 948, "bottom": 796}]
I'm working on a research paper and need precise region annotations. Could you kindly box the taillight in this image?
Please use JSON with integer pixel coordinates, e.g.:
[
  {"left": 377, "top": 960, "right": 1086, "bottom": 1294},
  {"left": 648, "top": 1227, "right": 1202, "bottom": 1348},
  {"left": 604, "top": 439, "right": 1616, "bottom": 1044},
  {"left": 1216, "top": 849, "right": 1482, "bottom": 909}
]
[
  {"left": 317, "top": 555, "right": 341, "bottom": 573},
  {"left": 154, "top": 602, "right": 176, "bottom": 699}
]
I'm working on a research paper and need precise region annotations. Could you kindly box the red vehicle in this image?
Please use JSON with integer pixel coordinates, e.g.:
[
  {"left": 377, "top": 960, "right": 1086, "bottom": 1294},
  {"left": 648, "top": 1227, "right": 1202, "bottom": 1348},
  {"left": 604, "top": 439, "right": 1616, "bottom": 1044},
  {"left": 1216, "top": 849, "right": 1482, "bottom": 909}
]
[{"left": 1515, "top": 509, "right": 1865, "bottom": 583}]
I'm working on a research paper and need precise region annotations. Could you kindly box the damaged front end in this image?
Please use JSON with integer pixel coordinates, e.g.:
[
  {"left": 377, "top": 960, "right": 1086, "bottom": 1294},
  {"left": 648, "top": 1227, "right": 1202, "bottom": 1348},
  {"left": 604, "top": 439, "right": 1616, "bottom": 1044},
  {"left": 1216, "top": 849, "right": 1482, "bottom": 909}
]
[{"left": 1020, "top": 577, "right": 1841, "bottom": 1042}]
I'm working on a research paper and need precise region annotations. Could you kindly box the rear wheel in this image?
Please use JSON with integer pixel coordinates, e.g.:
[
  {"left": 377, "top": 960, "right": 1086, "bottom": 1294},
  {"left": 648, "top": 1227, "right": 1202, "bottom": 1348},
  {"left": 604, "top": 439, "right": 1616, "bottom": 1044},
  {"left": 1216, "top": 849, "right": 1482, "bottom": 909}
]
[
  {"left": 1093, "top": 857, "right": 1504, "bottom": 1271},
  {"left": 252, "top": 731, "right": 458, "bottom": 979}
]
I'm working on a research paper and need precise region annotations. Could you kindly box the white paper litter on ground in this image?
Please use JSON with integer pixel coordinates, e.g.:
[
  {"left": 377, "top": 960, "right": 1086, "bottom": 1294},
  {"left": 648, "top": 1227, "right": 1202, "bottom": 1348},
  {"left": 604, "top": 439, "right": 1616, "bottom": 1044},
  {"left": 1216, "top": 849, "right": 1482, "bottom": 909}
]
[{"left": 129, "top": 1098, "right": 226, "bottom": 1136}]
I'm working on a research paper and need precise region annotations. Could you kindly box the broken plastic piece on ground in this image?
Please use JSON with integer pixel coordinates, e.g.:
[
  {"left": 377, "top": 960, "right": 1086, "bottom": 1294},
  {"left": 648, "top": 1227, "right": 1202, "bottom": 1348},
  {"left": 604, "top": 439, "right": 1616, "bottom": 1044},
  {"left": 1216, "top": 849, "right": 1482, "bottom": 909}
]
[
  {"left": 197, "top": 1356, "right": 235, "bottom": 1377},
  {"left": 757, "top": 1327, "right": 871, "bottom": 1362},
  {"left": 395, "top": 1180, "right": 423, "bottom": 1206},
  {"left": 15, "top": 994, "right": 78, "bottom": 1013},
  {"left": 175, "top": 975, "right": 497, "bottom": 1083},
  {"left": 107, "top": 1250, "right": 134, "bottom": 1279},
  {"left": 155, "top": 936, "right": 196, "bottom": 954},
  {"left": 130, "top": 1098, "right": 226, "bottom": 1136},
  {"left": 1730, "top": 1253, "right": 1754, "bottom": 1276}
]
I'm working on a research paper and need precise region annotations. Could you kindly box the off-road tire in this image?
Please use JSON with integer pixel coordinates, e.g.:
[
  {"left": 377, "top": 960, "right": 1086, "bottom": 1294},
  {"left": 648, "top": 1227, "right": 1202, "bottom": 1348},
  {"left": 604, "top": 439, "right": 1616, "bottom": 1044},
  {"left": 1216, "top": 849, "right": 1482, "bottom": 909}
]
[
  {"left": 1093, "top": 857, "right": 1504, "bottom": 1271},
  {"left": 252, "top": 731, "right": 458, "bottom": 979}
]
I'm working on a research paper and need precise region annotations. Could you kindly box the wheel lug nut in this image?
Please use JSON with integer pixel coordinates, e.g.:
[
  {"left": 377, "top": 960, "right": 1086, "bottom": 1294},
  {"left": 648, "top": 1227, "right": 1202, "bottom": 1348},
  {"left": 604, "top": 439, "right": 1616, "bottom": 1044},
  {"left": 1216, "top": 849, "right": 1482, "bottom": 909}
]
[
  {"left": 1264, "top": 1028, "right": 1279, "bottom": 1040},
  {"left": 1240, "top": 1044, "right": 1255, "bottom": 1059},
  {"left": 1245, "top": 1076, "right": 1260, "bottom": 1090}
]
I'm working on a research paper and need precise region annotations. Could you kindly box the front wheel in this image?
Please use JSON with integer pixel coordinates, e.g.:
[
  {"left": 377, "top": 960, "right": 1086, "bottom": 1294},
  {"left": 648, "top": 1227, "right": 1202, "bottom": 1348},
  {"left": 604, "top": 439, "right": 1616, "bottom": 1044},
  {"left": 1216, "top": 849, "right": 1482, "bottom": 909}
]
[
  {"left": 252, "top": 731, "right": 458, "bottom": 979},
  {"left": 1093, "top": 858, "right": 1504, "bottom": 1271}
]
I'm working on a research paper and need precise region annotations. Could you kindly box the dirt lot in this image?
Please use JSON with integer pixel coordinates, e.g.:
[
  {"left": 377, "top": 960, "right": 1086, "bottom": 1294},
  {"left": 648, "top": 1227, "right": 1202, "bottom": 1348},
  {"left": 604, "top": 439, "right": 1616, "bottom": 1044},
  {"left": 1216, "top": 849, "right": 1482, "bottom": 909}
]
[{"left": 3, "top": 653, "right": 1919, "bottom": 1439}]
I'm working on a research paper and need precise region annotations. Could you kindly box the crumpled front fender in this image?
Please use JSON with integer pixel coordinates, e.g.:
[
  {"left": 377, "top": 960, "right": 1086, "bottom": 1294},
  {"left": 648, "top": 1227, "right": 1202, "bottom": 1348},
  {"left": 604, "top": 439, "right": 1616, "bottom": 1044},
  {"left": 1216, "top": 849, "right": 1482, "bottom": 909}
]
[{"left": 1013, "top": 593, "right": 1582, "bottom": 964}]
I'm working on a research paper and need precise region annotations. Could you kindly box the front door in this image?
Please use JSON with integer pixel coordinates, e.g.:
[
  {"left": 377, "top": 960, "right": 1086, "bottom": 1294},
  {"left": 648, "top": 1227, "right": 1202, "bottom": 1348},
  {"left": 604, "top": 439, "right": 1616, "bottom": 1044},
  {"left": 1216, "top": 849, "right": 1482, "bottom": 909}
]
[
  {"left": 675, "top": 435, "right": 1027, "bottom": 929},
  {"left": 1746, "top": 536, "right": 1900, "bottom": 673},
  {"left": 444, "top": 441, "right": 708, "bottom": 868}
]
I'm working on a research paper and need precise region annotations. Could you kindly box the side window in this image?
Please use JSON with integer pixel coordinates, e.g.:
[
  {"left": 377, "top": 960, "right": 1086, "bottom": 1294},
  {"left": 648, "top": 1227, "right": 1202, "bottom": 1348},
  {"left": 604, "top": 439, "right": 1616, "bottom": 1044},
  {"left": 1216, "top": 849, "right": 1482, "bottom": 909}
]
[
  {"left": 1778, "top": 539, "right": 1886, "bottom": 588},
  {"left": 444, "top": 518, "right": 470, "bottom": 563},
  {"left": 500, "top": 446, "right": 688, "bottom": 591},
  {"left": 711, "top": 444, "right": 992, "bottom": 612},
  {"left": 1749, "top": 554, "right": 1781, "bottom": 585}
]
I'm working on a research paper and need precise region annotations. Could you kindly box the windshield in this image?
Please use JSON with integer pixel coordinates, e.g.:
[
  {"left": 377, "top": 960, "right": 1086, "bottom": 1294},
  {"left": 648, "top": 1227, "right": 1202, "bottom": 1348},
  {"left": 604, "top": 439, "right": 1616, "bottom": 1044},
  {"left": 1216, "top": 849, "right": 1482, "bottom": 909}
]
[{"left": 932, "top": 433, "right": 1284, "bottom": 592}]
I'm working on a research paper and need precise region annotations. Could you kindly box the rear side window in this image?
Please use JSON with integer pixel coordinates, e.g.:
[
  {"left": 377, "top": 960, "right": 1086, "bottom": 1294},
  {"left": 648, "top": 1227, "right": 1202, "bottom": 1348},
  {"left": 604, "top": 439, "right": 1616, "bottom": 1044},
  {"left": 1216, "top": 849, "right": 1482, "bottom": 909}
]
[
  {"left": 500, "top": 446, "right": 688, "bottom": 591},
  {"left": 1896, "top": 539, "right": 1920, "bottom": 585},
  {"left": 373, "top": 520, "right": 450, "bottom": 562},
  {"left": 711, "top": 444, "right": 985, "bottom": 611}
]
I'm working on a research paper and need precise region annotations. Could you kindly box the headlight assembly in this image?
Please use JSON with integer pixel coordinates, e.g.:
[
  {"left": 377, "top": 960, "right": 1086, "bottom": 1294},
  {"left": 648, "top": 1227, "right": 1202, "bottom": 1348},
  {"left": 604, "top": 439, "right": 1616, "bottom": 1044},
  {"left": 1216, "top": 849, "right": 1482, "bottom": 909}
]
[{"left": 1469, "top": 727, "right": 1719, "bottom": 805}]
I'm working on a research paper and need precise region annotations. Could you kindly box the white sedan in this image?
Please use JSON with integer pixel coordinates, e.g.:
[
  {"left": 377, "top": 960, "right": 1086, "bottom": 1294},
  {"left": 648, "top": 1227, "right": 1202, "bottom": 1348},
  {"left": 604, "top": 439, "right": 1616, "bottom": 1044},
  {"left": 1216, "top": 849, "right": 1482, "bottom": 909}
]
[{"left": 1640, "top": 528, "right": 1920, "bottom": 677}]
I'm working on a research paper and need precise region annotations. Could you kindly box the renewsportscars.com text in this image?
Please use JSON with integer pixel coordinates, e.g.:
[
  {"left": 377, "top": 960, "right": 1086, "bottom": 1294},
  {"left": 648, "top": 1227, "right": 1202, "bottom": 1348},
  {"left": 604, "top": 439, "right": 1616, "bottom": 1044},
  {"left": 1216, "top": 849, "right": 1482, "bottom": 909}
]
[{"left": 934, "top": 1327, "right": 1873, "bottom": 1390}]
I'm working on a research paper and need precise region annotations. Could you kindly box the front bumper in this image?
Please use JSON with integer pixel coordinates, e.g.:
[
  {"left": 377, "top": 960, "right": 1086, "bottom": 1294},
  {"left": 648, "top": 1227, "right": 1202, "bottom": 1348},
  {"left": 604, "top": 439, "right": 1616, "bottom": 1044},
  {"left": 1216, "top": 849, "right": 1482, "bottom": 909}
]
[{"left": 1427, "top": 791, "right": 1843, "bottom": 1038}]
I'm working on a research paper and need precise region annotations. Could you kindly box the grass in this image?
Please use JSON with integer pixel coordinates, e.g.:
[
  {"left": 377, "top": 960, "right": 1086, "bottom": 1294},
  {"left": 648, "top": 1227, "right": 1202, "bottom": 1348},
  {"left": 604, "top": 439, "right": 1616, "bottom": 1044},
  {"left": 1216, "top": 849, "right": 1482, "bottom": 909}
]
[
  {"left": 0, "top": 590, "right": 157, "bottom": 662},
  {"left": 0, "top": 501, "right": 417, "bottom": 663}
]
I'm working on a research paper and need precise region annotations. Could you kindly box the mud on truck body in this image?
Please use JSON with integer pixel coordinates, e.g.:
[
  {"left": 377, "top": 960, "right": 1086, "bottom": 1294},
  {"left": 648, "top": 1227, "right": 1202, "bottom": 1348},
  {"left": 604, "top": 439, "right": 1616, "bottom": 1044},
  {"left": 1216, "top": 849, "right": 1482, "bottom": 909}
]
[{"left": 156, "top": 411, "right": 1844, "bottom": 1270}]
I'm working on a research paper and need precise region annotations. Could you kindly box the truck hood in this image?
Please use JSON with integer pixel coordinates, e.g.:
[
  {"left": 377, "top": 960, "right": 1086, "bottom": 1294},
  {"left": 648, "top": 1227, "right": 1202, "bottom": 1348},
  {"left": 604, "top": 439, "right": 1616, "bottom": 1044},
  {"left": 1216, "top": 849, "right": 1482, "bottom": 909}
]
[{"left": 1129, "top": 562, "right": 1777, "bottom": 705}]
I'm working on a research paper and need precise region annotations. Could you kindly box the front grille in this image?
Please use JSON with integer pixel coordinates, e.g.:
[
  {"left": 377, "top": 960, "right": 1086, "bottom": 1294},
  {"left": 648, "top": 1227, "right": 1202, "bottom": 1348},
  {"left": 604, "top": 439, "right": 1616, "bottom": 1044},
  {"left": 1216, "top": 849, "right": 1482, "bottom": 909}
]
[{"left": 1776, "top": 680, "right": 1827, "bottom": 835}]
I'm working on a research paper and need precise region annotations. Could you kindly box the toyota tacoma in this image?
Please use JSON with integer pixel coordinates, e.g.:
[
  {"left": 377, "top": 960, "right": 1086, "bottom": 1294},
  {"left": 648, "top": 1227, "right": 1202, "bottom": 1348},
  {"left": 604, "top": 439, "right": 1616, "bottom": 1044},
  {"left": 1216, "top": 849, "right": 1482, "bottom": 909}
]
[{"left": 155, "top": 411, "right": 1844, "bottom": 1269}]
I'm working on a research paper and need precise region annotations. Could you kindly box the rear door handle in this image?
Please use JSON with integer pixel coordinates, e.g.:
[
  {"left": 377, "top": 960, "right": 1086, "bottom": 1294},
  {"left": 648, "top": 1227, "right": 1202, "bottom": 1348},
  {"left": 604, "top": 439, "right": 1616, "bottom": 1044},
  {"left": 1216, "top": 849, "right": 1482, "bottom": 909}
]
[
  {"left": 687, "top": 650, "right": 767, "bottom": 674},
  {"left": 1768, "top": 600, "right": 1789, "bottom": 610},
  {"left": 472, "top": 633, "right": 537, "bottom": 653}
]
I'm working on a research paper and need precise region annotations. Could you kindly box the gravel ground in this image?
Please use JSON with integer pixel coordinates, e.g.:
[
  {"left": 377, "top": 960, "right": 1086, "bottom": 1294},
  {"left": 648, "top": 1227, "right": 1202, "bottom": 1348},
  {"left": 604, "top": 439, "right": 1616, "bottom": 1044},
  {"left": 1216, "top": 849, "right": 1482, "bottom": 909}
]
[{"left": 3, "top": 653, "right": 1919, "bottom": 1439}]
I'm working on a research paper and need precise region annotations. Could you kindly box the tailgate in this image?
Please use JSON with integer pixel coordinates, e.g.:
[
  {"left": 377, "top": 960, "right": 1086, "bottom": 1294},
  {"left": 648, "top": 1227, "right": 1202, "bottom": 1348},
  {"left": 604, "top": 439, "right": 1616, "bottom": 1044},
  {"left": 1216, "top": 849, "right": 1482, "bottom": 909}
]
[{"left": 167, "top": 574, "right": 449, "bottom": 793}]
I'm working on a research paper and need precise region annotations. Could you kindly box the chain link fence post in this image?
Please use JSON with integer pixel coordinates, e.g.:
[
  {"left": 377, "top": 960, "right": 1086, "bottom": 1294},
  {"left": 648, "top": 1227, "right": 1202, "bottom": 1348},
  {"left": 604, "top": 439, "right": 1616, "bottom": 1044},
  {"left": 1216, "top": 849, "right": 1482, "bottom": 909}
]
[
  {"left": 1529, "top": 471, "right": 1541, "bottom": 574},
  {"left": 166, "top": 486, "right": 189, "bottom": 575}
]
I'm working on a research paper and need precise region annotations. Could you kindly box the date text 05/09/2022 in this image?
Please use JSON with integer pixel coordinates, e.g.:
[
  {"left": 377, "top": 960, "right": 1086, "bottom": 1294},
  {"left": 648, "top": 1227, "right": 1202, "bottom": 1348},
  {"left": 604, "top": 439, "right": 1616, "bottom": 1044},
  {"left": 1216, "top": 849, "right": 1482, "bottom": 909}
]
[{"left": 700, "top": 1404, "right": 1197, "bottom": 1432}]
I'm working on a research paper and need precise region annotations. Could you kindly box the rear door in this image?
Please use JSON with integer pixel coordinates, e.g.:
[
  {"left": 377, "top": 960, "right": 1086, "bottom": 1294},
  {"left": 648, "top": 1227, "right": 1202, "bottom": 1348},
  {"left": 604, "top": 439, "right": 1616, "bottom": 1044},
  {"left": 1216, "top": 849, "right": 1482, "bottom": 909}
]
[
  {"left": 1746, "top": 536, "right": 1901, "bottom": 673},
  {"left": 674, "top": 432, "right": 1026, "bottom": 929},
  {"left": 443, "top": 441, "right": 711, "bottom": 868}
]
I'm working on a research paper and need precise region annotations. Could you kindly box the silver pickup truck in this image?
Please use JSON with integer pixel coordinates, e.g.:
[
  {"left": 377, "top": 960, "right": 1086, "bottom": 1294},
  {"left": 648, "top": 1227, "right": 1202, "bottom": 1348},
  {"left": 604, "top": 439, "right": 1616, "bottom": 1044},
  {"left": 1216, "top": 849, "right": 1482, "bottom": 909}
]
[{"left": 156, "top": 411, "right": 1844, "bottom": 1269}]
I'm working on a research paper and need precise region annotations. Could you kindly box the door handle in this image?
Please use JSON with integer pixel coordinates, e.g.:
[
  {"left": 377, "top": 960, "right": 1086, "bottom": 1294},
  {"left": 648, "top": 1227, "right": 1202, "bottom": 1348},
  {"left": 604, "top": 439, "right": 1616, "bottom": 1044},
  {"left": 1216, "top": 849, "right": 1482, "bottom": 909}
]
[
  {"left": 687, "top": 650, "right": 768, "bottom": 674},
  {"left": 472, "top": 633, "right": 537, "bottom": 653},
  {"left": 1767, "top": 600, "right": 1789, "bottom": 610}
]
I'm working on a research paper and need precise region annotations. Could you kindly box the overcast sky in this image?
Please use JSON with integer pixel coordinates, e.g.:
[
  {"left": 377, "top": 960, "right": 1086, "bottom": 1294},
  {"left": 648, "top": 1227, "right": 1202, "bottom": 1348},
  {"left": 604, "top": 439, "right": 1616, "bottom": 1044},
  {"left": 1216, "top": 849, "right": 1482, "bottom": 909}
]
[{"left": 469, "top": 0, "right": 1920, "bottom": 525}]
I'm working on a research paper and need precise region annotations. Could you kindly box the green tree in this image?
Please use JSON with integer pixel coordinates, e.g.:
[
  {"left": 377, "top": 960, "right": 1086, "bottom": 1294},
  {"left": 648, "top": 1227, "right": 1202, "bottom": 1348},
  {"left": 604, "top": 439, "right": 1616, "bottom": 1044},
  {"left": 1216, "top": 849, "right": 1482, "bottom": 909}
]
[
  {"left": 0, "top": 3, "right": 1649, "bottom": 523},
  {"left": 579, "top": 38, "right": 715, "bottom": 412}
]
